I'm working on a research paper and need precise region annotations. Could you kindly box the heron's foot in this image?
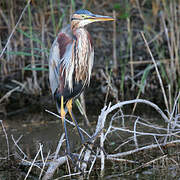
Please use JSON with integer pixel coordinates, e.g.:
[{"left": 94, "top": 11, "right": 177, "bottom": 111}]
[
  {"left": 81, "top": 129, "right": 107, "bottom": 157},
  {"left": 82, "top": 141, "right": 96, "bottom": 155},
  {"left": 66, "top": 152, "right": 83, "bottom": 172},
  {"left": 82, "top": 140, "right": 107, "bottom": 157},
  {"left": 67, "top": 152, "right": 78, "bottom": 163}
]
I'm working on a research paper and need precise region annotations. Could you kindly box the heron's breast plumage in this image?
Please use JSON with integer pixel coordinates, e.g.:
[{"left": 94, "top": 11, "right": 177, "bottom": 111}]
[
  {"left": 49, "top": 26, "right": 94, "bottom": 105},
  {"left": 58, "top": 28, "right": 94, "bottom": 92},
  {"left": 74, "top": 28, "right": 94, "bottom": 85}
]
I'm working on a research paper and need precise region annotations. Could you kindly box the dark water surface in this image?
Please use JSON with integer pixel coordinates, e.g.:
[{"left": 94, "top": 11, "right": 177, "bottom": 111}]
[{"left": 0, "top": 111, "right": 180, "bottom": 179}]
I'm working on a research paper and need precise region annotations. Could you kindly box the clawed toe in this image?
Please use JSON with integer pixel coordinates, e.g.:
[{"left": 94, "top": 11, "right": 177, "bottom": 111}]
[
  {"left": 80, "top": 129, "right": 106, "bottom": 156},
  {"left": 64, "top": 128, "right": 106, "bottom": 173},
  {"left": 66, "top": 152, "right": 83, "bottom": 172},
  {"left": 82, "top": 141, "right": 96, "bottom": 155}
]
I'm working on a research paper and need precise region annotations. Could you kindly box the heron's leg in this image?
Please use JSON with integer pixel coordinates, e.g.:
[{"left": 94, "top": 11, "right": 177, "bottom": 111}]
[
  {"left": 60, "top": 96, "right": 70, "bottom": 154},
  {"left": 61, "top": 96, "right": 81, "bottom": 168},
  {"left": 66, "top": 99, "right": 103, "bottom": 158},
  {"left": 66, "top": 99, "right": 85, "bottom": 143}
]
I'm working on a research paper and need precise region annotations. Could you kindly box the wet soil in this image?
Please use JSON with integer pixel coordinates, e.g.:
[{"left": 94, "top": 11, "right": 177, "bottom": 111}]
[{"left": 1, "top": 109, "right": 180, "bottom": 179}]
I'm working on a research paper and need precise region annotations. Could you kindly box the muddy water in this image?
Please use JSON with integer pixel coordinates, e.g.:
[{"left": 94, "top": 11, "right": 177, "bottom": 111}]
[
  {"left": 0, "top": 111, "right": 180, "bottom": 179},
  {"left": 0, "top": 112, "right": 83, "bottom": 157}
]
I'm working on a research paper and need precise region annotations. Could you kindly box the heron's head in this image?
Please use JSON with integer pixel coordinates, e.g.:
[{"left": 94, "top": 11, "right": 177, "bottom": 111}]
[{"left": 71, "top": 9, "right": 115, "bottom": 29}]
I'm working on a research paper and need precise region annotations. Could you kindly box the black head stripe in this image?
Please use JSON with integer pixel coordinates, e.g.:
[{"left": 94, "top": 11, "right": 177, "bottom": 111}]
[{"left": 71, "top": 17, "right": 82, "bottom": 21}]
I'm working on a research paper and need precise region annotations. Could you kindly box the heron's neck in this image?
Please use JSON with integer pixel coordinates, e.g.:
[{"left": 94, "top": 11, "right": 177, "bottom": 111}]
[
  {"left": 72, "top": 27, "right": 88, "bottom": 37},
  {"left": 73, "top": 28, "right": 93, "bottom": 83},
  {"left": 64, "top": 27, "right": 94, "bottom": 91}
]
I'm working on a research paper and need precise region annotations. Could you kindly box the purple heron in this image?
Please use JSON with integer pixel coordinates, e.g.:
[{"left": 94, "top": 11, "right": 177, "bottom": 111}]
[{"left": 49, "top": 9, "right": 114, "bottom": 160}]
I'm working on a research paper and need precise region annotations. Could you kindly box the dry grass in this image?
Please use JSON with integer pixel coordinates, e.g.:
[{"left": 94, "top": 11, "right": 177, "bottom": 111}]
[
  {"left": 0, "top": 0, "right": 180, "bottom": 178},
  {"left": 0, "top": 0, "right": 179, "bottom": 104}
]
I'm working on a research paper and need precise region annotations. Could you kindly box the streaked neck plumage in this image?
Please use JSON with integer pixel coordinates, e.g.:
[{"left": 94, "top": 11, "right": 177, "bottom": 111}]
[{"left": 64, "top": 24, "right": 94, "bottom": 91}]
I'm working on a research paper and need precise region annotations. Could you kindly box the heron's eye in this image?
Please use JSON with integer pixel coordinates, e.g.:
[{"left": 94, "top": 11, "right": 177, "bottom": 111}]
[{"left": 81, "top": 15, "right": 86, "bottom": 18}]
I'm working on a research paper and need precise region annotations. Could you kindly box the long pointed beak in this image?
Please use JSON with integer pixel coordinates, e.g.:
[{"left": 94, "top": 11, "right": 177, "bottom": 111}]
[{"left": 89, "top": 14, "right": 115, "bottom": 22}]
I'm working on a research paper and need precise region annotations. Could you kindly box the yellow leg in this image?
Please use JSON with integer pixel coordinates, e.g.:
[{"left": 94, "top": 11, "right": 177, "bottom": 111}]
[
  {"left": 66, "top": 99, "right": 73, "bottom": 121},
  {"left": 61, "top": 96, "right": 70, "bottom": 153},
  {"left": 62, "top": 98, "right": 81, "bottom": 166},
  {"left": 66, "top": 99, "right": 85, "bottom": 143},
  {"left": 66, "top": 99, "right": 98, "bottom": 156},
  {"left": 60, "top": 96, "right": 66, "bottom": 121}
]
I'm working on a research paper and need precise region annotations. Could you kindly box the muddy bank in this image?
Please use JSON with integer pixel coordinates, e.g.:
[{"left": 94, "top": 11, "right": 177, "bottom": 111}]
[{"left": 1, "top": 110, "right": 180, "bottom": 179}]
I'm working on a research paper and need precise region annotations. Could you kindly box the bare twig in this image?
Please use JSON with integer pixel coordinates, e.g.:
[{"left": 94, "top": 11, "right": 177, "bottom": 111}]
[
  {"left": 39, "top": 150, "right": 50, "bottom": 179},
  {"left": 0, "top": 86, "right": 20, "bottom": 103},
  {"left": 133, "top": 117, "right": 139, "bottom": 148},
  {"left": 141, "top": 32, "right": 169, "bottom": 113},
  {"left": 0, "top": 0, "right": 31, "bottom": 59},
  {"left": 100, "top": 130, "right": 105, "bottom": 176},
  {"left": 87, "top": 148, "right": 99, "bottom": 179},
  {"left": 107, "top": 140, "right": 180, "bottom": 158},
  {"left": 0, "top": 120, "right": 10, "bottom": 159},
  {"left": 42, "top": 133, "right": 65, "bottom": 180},
  {"left": 54, "top": 133, "right": 65, "bottom": 160},
  {"left": 45, "top": 109, "right": 91, "bottom": 138},
  {"left": 12, "top": 135, "right": 27, "bottom": 159},
  {"left": 113, "top": 10, "right": 117, "bottom": 74},
  {"left": 109, "top": 154, "right": 168, "bottom": 177},
  {"left": 25, "top": 143, "right": 43, "bottom": 180}
]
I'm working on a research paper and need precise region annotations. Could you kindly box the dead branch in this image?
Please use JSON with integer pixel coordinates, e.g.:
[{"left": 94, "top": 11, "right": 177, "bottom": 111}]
[{"left": 12, "top": 97, "right": 180, "bottom": 178}]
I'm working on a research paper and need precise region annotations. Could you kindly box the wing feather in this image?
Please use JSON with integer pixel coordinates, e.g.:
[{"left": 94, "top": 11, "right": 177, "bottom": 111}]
[{"left": 49, "top": 26, "right": 73, "bottom": 96}]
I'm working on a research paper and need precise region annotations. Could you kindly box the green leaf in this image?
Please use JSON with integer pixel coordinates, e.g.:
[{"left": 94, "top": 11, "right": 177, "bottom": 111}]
[
  {"left": 23, "top": 67, "right": 49, "bottom": 71},
  {"left": 5, "top": 51, "right": 40, "bottom": 57},
  {"left": 17, "top": 29, "right": 44, "bottom": 47}
]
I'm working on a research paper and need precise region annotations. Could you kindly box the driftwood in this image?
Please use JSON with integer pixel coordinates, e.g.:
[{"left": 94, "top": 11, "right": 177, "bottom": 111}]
[
  {"left": 1, "top": 93, "right": 179, "bottom": 179},
  {"left": 41, "top": 95, "right": 179, "bottom": 179}
]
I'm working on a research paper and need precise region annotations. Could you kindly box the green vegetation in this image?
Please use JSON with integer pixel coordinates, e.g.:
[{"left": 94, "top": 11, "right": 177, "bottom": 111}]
[
  {"left": 0, "top": 1, "right": 180, "bottom": 178},
  {"left": 0, "top": 0, "right": 179, "bottom": 112}
]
